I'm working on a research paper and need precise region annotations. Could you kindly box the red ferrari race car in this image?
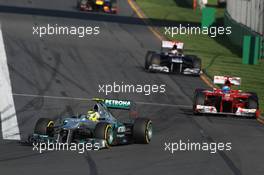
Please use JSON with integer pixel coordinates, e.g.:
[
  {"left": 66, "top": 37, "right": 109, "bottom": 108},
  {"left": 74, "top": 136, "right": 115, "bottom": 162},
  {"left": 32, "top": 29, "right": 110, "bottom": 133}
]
[
  {"left": 193, "top": 76, "right": 260, "bottom": 118},
  {"left": 77, "top": 0, "right": 118, "bottom": 14}
]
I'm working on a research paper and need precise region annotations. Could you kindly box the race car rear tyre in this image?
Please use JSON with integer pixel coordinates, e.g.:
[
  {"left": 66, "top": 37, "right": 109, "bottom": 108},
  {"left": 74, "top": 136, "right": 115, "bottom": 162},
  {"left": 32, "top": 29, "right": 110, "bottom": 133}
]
[
  {"left": 94, "top": 123, "right": 114, "bottom": 148},
  {"left": 34, "top": 118, "right": 54, "bottom": 137},
  {"left": 133, "top": 118, "right": 152, "bottom": 144},
  {"left": 144, "top": 51, "right": 155, "bottom": 70},
  {"left": 193, "top": 90, "right": 205, "bottom": 115},
  {"left": 217, "top": 0, "right": 226, "bottom": 7}
]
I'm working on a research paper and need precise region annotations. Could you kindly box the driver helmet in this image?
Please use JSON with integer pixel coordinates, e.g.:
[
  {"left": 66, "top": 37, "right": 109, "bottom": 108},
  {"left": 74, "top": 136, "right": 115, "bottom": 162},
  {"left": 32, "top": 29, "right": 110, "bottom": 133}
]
[
  {"left": 170, "top": 44, "right": 178, "bottom": 55},
  {"left": 222, "top": 85, "right": 230, "bottom": 94},
  {"left": 87, "top": 110, "right": 100, "bottom": 122}
]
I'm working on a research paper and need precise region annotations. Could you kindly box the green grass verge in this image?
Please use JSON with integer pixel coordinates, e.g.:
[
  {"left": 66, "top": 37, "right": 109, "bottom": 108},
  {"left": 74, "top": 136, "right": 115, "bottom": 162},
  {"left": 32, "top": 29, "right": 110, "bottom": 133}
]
[{"left": 136, "top": 0, "right": 264, "bottom": 113}]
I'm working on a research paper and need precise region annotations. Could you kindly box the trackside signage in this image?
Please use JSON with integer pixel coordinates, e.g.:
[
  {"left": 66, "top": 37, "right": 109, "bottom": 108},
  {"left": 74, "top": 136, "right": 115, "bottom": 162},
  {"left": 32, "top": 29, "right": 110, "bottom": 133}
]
[{"left": 104, "top": 99, "right": 131, "bottom": 109}]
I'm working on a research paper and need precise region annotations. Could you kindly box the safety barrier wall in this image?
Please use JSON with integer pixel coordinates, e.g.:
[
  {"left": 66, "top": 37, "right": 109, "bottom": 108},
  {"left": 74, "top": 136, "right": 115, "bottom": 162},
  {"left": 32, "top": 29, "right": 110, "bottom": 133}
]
[{"left": 224, "top": 11, "right": 260, "bottom": 47}]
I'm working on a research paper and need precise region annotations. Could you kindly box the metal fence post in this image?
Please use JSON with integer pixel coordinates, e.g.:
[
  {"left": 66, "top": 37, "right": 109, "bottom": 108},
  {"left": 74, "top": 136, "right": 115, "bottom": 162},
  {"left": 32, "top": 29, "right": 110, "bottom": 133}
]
[{"left": 260, "top": 37, "right": 264, "bottom": 59}]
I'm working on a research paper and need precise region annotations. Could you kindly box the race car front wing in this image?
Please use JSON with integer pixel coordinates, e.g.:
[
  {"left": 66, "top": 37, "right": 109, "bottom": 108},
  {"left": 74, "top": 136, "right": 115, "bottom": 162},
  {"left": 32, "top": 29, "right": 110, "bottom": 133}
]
[
  {"left": 148, "top": 64, "right": 201, "bottom": 75},
  {"left": 195, "top": 105, "right": 257, "bottom": 117}
]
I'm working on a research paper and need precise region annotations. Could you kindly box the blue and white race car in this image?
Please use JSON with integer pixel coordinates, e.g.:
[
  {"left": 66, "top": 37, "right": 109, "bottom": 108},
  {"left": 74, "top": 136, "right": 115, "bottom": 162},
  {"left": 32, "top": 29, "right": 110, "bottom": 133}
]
[
  {"left": 145, "top": 41, "right": 202, "bottom": 76},
  {"left": 28, "top": 98, "right": 153, "bottom": 149}
]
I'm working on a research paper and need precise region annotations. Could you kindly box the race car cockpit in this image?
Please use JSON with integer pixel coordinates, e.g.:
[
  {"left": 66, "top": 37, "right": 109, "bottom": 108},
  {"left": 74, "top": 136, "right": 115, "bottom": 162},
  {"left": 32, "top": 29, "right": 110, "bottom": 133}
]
[{"left": 86, "top": 102, "right": 117, "bottom": 123}]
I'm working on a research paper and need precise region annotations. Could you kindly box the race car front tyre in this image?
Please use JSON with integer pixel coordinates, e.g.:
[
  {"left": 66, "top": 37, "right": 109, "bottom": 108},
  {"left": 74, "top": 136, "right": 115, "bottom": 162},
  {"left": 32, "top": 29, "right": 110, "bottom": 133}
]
[
  {"left": 133, "top": 118, "right": 152, "bottom": 144},
  {"left": 147, "top": 54, "right": 161, "bottom": 73},
  {"left": 192, "top": 57, "right": 201, "bottom": 69},
  {"left": 185, "top": 55, "right": 201, "bottom": 76},
  {"left": 150, "top": 54, "right": 161, "bottom": 66},
  {"left": 246, "top": 96, "right": 259, "bottom": 118},
  {"left": 246, "top": 92, "right": 259, "bottom": 101},
  {"left": 76, "top": 0, "right": 81, "bottom": 8},
  {"left": 247, "top": 97, "right": 259, "bottom": 109},
  {"left": 34, "top": 118, "right": 54, "bottom": 137},
  {"left": 94, "top": 123, "right": 114, "bottom": 148},
  {"left": 144, "top": 51, "right": 155, "bottom": 70},
  {"left": 193, "top": 90, "right": 205, "bottom": 115},
  {"left": 191, "top": 56, "right": 201, "bottom": 76}
]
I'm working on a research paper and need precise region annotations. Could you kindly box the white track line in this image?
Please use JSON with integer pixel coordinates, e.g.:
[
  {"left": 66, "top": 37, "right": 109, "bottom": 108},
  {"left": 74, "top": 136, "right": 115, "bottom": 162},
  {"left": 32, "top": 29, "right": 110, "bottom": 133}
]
[
  {"left": 12, "top": 93, "right": 94, "bottom": 101},
  {"left": 136, "top": 101, "right": 191, "bottom": 108},
  {"left": 0, "top": 25, "right": 20, "bottom": 140},
  {"left": 12, "top": 93, "right": 191, "bottom": 109}
]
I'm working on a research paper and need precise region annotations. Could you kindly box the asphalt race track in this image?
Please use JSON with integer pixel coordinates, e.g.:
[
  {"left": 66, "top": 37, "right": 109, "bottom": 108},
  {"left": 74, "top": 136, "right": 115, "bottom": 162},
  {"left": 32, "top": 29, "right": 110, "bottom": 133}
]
[{"left": 0, "top": 1, "right": 264, "bottom": 175}]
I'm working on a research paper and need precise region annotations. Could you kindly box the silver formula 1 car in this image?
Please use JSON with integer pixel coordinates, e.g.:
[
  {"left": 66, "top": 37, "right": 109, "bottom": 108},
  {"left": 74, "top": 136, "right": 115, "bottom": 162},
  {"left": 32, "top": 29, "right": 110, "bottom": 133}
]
[
  {"left": 145, "top": 41, "right": 202, "bottom": 76},
  {"left": 28, "top": 98, "right": 152, "bottom": 149}
]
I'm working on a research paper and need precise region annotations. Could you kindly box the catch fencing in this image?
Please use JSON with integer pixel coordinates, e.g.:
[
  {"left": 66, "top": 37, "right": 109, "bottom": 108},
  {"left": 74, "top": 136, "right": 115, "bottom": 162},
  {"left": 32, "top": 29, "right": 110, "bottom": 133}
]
[
  {"left": 225, "top": 0, "right": 264, "bottom": 56},
  {"left": 226, "top": 0, "right": 263, "bottom": 35}
]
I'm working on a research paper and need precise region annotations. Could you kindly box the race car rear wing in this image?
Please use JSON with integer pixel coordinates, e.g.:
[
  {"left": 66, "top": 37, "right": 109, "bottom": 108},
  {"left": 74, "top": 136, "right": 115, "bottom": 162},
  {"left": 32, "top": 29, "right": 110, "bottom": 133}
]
[
  {"left": 93, "top": 98, "right": 131, "bottom": 110},
  {"left": 162, "top": 40, "right": 184, "bottom": 50},
  {"left": 213, "top": 76, "right": 241, "bottom": 86}
]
